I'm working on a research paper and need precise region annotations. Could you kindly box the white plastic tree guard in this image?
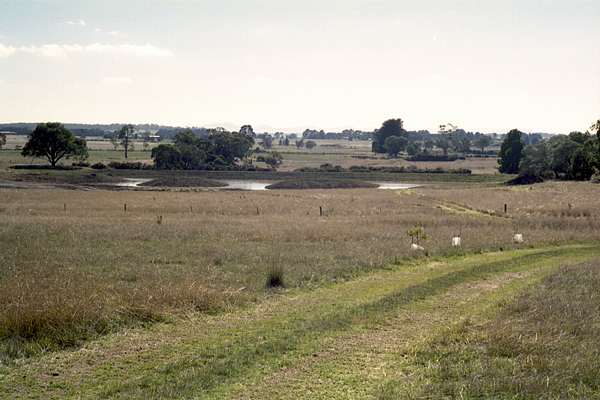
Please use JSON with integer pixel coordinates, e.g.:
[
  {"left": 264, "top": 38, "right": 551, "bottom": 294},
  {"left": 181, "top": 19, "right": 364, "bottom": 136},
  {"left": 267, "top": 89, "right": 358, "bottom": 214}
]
[
  {"left": 452, "top": 236, "right": 462, "bottom": 247},
  {"left": 411, "top": 243, "right": 425, "bottom": 251}
]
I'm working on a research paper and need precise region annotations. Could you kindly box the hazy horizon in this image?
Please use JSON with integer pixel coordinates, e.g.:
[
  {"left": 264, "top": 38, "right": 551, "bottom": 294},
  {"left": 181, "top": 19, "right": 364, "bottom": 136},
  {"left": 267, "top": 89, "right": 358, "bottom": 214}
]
[{"left": 1, "top": 0, "right": 599, "bottom": 134}]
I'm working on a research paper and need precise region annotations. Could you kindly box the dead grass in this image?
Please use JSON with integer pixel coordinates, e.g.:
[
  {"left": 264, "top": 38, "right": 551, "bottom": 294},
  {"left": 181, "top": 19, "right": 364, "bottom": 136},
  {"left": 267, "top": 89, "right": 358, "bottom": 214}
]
[{"left": 2, "top": 184, "right": 600, "bottom": 359}]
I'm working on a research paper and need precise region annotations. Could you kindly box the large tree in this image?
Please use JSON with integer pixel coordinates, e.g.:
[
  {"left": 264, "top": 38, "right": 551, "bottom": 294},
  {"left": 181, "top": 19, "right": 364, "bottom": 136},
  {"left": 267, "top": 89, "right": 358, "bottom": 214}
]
[
  {"left": 21, "top": 122, "right": 84, "bottom": 167},
  {"left": 519, "top": 142, "right": 551, "bottom": 178},
  {"left": 239, "top": 125, "right": 255, "bottom": 138},
  {"left": 372, "top": 119, "right": 406, "bottom": 153},
  {"left": 384, "top": 135, "right": 408, "bottom": 157},
  {"left": 498, "top": 129, "right": 524, "bottom": 174}
]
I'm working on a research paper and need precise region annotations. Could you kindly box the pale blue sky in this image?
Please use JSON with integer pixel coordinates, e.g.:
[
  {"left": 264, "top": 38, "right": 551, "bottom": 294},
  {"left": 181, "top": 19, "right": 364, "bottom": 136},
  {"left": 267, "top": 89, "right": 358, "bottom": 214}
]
[{"left": 0, "top": 0, "right": 599, "bottom": 133}]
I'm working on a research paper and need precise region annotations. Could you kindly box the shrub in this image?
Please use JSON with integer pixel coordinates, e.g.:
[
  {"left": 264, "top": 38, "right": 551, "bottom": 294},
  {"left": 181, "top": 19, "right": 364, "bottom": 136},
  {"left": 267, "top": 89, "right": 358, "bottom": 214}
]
[
  {"left": 266, "top": 266, "right": 285, "bottom": 289},
  {"left": 91, "top": 162, "right": 107, "bottom": 170},
  {"left": 107, "top": 161, "right": 153, "bottom": 170}
]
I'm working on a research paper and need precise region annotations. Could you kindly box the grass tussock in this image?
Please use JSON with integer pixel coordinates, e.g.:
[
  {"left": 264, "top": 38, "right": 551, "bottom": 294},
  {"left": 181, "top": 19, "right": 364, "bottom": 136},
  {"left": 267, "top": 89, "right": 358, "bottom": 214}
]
[{"left": 265, "top": 266, "right": 285, "bottom": 288}]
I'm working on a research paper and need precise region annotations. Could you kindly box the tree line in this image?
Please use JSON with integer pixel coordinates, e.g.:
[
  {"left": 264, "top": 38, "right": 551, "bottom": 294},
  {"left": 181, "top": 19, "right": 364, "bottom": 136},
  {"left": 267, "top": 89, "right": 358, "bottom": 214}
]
[
  {"left": 370, "top": 118, "right": 499, "bottom": 158},
  {"left": 499, "top": 121, "right": 600, "bottom": 181},
  {"left": 17, "top": 122, "right": 257, "bottom": 170}
]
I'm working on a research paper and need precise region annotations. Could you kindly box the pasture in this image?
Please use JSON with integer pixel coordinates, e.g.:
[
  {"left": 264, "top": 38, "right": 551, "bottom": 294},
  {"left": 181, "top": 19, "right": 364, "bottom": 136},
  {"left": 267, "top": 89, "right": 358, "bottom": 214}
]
[
  {"left": 1, "top": 143, "right": 600, "bottom": 398},
  {"left": 1, "top": 182, "right": 600, "bottom": 360}
]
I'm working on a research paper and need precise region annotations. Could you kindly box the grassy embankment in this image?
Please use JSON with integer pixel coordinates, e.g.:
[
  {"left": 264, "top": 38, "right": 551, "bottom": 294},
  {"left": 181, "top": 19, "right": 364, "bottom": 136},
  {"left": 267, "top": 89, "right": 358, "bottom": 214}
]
[{"left": 1, "top": 244, "right": 599, "bottom": 398}]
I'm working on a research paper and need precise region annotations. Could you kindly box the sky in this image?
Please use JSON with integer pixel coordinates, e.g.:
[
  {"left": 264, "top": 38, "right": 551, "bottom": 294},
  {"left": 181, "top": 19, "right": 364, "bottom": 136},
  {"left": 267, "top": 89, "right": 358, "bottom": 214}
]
[{"left": 0, "top": 0, "right": 599, "bottom": 133}]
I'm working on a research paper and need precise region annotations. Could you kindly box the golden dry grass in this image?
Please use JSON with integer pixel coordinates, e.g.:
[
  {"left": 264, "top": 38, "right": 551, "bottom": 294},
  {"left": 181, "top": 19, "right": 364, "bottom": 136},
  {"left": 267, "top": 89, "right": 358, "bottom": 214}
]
[{"left": 1, "top": 183, "right": 600, "bottom": 358}]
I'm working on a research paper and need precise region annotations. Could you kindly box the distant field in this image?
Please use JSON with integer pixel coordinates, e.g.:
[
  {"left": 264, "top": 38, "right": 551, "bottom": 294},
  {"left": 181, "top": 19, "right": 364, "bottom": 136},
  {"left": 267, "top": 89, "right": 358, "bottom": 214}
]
[{"left": 1, "top": 135, "right": 501, "bottom": 175}]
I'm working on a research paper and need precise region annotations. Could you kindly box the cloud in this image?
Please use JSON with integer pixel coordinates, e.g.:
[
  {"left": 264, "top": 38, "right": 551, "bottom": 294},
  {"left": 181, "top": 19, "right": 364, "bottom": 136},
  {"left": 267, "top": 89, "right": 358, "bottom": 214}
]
[
  {"left": 66, "top": 19, "right": 86, "bottom": 27},
  {"left": 0, "top": 43, "right": 173, "bottom": 58},
  {"left": 0, "top": 43, "right": 16, "bottom": 58},
  {"left": 102, "top": 76, "right": 133, "bottom": 85}
]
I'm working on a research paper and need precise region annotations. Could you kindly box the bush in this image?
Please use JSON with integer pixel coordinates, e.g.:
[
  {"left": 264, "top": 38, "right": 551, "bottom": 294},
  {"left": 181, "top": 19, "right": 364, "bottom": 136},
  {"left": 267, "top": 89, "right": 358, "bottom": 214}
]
[
  {"left": 72, "top": 161, "right": 90, "bottom": 168},
  {"left": 107, "top": 161, "right": 153, "bottom": 170},
  {"left": 265, "top": 266, "right": 285, "bottom": 289},
  {"left": 91, "top": 162, "right": 107, "bottom": 170}
]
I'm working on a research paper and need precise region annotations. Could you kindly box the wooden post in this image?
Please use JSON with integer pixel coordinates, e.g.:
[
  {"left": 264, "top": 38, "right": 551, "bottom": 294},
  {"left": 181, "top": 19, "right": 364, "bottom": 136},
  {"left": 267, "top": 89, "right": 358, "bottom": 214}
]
[
  {"left": 504, "top": 204, "right": 507, "bottom": 213},
  {"left": 319, "top": 206, "right": 323, "bottom": 217},
  {"left": 256, "top": 207, "right": 260, "bottom": 216},
  {"left": 124, "top": 203, "right": 127, "bottom": 213}
]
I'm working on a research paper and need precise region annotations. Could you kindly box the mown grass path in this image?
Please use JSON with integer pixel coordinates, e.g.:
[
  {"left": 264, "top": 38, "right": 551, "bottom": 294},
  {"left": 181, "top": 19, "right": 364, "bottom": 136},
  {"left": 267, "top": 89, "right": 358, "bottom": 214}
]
[{"left": 1, "top": 244, "right": 599, "bottom": 399}]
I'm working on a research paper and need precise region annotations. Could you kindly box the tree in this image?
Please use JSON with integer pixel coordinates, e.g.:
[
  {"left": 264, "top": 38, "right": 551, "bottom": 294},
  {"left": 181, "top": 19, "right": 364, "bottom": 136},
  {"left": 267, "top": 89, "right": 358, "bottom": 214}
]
[
  {"left": 0, "top": 132, "right": 6, "bottom": 149},
  {"left": 305, "top": 140, "right": 317, "bottom": 150},
  {"left": 435, "top": 135, "right": 451, "bottom": 156},
  {"left": 384, "top": 135, "right": 408, "bottom": 157},
  {"left": 173, "top": 130, "right": 209, "bottom": 169},
  {"left": 498, "top": 129, "right": 524, "bottom": 174},
  {"left": 547, "top": 135, "right": 581, "bottom": 177},
  {"left": 372, "top": 119, "right": 406, "bottom": 153},
  {"left": 21, "top": 122, "right": 82, "bottom": 167},
  {"left": 152, "top": 144, "right": 183, "bottom": 170},
  {"left": 72, "top": 137, "right": 89, "bottom": 164},
  {"left": 591, "top": 120, "right": 600, "bottom": 162},
  {"left": 423, "top": 139, "right": 434, "bottom": 154},
  {"left": 569, "top": 145, "right": 595, "bottom": 180},
  {"left": 406, "top": 142, "right": 421, "bottom": 156},
  {"left": 456, "top": 137, "right": 471, "bottom": 154},
  {"left": 239, "top": 125, "right": 255, "bottom": 138},
  {"left": 118, "top": 124, "right": 135, "bottom": 159},
  {"left": 519, "top": 142, "right": 552, "bottom": 178},
  {"left": 474, "top": 135, "right": 492, "bottom": 153},
  {"left": 209, "top": 131, "right": 254, "bottom": 164}
]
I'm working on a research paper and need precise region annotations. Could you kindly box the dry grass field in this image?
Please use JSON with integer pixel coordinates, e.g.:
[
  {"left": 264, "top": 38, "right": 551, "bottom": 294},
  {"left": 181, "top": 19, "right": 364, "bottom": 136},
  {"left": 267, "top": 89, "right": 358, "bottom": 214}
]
[{"left": 1, "top": 181, "right": 600, "bottom": 362}]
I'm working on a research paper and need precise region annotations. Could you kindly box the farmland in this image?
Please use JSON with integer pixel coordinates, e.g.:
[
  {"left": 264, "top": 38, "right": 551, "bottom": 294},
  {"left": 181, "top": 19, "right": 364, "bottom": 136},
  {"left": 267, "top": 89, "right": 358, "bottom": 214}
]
[{"left": 1, "top": 142, "right": 600, "bottom": 398}]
